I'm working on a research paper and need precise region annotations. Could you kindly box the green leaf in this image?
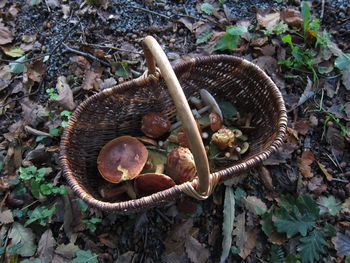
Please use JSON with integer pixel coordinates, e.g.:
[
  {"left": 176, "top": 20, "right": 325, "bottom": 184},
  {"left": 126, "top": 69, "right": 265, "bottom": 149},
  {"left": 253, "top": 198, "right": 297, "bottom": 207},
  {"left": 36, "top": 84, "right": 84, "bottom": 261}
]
[
  {"left": 60, "top": 110, "right": 72, "bottom": 117},
  {"left": 233, "top": 187, "right": 246, "bottom": 207},
  {"left": 319, "top": 196, "right": 340, "bottom": 216},
  {"left": 324, "top": 223, "right": 336, "bottom": 237},
  {"left": 214, "top": 33, "right": 238, "bottom": 51},
  {"left": 9, "top": 55, "right": 26, "bottom": 74},
  {"left": 77, "top": 199, "right": 89, "bottom": 212},
  {"left": 25, "top": 205, "right": 56, "bottom": 227},
  {"left": 0, "top": 246, "right": 5, "bottom": 255},
  {"left": 9, "top": 222, "right": 37, "bottom": 257},
  {"left": 261, "top": 211, "right": 274, "bottom": 236},
  {"left": 226, "top": 25, "right": 247, "bottom": 36},
  {"left": 49, "top": 127, "right": 60, "bottom": 137},
  {"left": 282, "top": 34, "right": 293, "bottom": 48},
  {"left": 298, "top": 229, "right": 327, "bottom": 263},
  {"left": 301, "top": 1, "right": 311, "bottom": 32},
  {"left": 115, "top": 61, "right": 129, "bottom": 77},
  {"left": 274, "top": 209, "right": 315, "bottom": 237},
  {"left": 335, "top": 54, "right": 350, "bottom": 71},
  {"left": 218, "top": 101, "right": 237, "bottom": 119},
  {"left": 30, "top": 179, "right": 40, "bottom": 199},
  {"left": 200, "top": 3, "right": 214, "bottom": 15},
  {"left": 72, "top": 250, "right": 98, "bottom": 263},
  {"left": 196, "top": 30, "right": 213, "bottom": 44},
  {"left": 220, "top": 186, "right": 235, "bottom": 263},
  {"left": 270, "top": 245, "right": 284, "bottom": 263},
  {"left": 40, "top": 183, "right": 55, "bottom": 195},
  {"left": 4, "top": 47, "right": 25, "bottom": 58}
]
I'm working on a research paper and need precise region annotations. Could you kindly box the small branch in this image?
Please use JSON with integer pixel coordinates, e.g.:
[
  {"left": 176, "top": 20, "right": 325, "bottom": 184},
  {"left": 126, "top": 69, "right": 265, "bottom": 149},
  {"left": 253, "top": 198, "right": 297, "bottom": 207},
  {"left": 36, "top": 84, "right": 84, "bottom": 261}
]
[
  {"left": 320, "top": 0, "right": 325, "bottom": 20},
  {"left": 131, "top": 6, "right": 170, "bottom": 19},
  {"left": 24, "top": 125, "right": 53, "bottom": 137},
  {"left": 84, "top": 43, "right": 143, "bottom": 55},
  {"left": 62, "top": 43, "right": 110, "bottom": 67}
]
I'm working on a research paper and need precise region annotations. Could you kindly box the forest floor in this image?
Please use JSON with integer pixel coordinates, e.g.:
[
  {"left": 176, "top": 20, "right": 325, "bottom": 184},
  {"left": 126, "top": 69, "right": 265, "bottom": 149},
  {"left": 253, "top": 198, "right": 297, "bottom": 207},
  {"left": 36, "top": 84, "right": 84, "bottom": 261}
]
[{"left": 0, "top": 0, "right": 350, "bottom": 262}]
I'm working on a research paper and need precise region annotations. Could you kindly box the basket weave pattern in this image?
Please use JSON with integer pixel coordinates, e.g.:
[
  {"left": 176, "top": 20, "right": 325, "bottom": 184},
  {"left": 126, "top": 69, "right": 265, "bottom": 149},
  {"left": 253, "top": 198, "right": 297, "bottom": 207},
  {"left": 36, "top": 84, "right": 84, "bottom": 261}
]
[{"left": 60, "top": 55, "right": 287, "bottom": 213}]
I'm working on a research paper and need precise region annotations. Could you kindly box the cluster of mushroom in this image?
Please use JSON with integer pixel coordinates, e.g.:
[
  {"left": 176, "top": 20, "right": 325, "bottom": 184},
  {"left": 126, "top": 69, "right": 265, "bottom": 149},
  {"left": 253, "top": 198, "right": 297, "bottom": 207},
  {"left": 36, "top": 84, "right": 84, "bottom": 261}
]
[{"left": 96, "top": 89, "right": 250, "bottom": 201}]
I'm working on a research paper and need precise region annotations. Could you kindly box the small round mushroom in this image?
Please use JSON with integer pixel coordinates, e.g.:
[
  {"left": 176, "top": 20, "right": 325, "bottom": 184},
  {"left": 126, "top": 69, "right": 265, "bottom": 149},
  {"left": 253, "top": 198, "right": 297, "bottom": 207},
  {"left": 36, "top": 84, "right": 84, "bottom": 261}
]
[
  {"left": 97, "top": 136, "right": 148, "bottom": 183},
  {"left": 141, "top": 112, "right": 171, "bottom": 138},
  {"left": 166, "top": 147, "right": 197, "bottom": 184},
  {"left": 134, "top": 173, "right": 175, "bottom": 197},
  {"left": 209, "top": 112, "right": 222, "bottom": 132},
  {"left": 211, "top": 128, "right": 235, "bottom": 150}
]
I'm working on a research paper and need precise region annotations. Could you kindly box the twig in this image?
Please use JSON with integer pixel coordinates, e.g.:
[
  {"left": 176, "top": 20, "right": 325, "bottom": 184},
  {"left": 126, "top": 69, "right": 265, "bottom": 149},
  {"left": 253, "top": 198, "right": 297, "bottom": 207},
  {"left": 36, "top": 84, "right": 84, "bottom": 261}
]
[
  {"left": 331, "top": 177, "right": 349, "bottom": 183},
  {"left": 320, "top": 0, "right": 325, "bottom": 20},
  {"left": 62, "top": 43, "right": 110, "bottom": 67},
  {"left": 131, "top": 6, "right": 170, "bottom": 19},
  {"left": 84, "top": 43, "right": 143, "bottom": 55},
  {"left": 24, "top": 125, "right": 53, "bottom": 137},
  {"left": 155, "top": 208, "right": 174, "bottom": 224}
]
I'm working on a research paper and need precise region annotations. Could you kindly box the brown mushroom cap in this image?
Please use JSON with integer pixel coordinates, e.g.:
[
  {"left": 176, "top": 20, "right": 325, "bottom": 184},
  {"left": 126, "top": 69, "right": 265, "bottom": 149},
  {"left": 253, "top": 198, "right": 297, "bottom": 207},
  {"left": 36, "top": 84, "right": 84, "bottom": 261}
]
[
  {"left": 141, "top": 112, "right": 171, "bottom": 138},
  {"left": 97, "top": 136, "right": 148, "bottom": 183},
  {"left": 134, "top": 173, "right": 175, "bottom": 197}
]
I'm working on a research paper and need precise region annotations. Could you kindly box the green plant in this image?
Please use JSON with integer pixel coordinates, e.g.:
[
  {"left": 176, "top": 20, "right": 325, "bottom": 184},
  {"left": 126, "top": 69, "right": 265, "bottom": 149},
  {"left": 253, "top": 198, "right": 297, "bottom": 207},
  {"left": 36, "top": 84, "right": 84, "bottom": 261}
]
[
  {"left": 25, "top": 204, "right": 56, "bottom": 226},
  {"left": 81, "top": 217, "right": 102, "bottom": 232},
  {"left": 214, "top": 25, "right": 247, "bottom": 51},
  {"left": 325, "top": 113, "right": 350, "bottom": 140},
  {"left": 261, "top": 21, "right": 288, "bottom": 36},
  {"left": 60, "top": 110, "right": 72, "bottom": 128},
  {"left": 72, "top": 250, "right": 98, "bottom": 263},
  {"left": 260, "top": 194, "right": 332, "bottom": 263},
  {"left": 46, "top": 88, "right": 58, "bottom": 100}
]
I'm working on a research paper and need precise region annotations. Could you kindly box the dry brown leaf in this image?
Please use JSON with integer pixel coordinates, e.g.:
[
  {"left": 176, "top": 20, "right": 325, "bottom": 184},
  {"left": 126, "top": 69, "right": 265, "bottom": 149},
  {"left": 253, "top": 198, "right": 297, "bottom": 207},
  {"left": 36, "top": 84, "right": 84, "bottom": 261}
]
[
  {"left": 254, "top": 56, "right": 277, "bottom": 76},
  {"left": 27, "top": 60, "right": 46, "bottom": 82},
  {"left": 98, "top": 233, "right": 118, "bottom": 249},
  {"left": 317, "top": 161, "right": 333, "bottom": 181},
  {"left": 177, "top": 17, "right": 194, "bottom": 32},
  {"left": 164, "top": 218, "right": 193, "bottom": 254},
  {"left": 0, "top": 209, "right": 14, "bottom": 224},
  {"left": 239, "top": 228, "right": 258, "bottom": 259},
  {"left": 341, "top": 197, "right": 350, "bottom": 213},
  {"left": 0, "top": 22, "right": 13, "bottom": 44},
  {"left": 343, "top": 68, "right": 350, "bottom": 91},
  {"left": 297, "top": 150, "right": 314, "bottom": 178},
  {"left": 242, "top": 196, "right": 267, "bottom": 215},
  {"left": 9, "top": 4, "right": 19, "bottom": 17},
  {"left": 280, "top": 8, "right": 303, "bottom": 27},
  {"left": 0, "top": 0, "right": 8, "bottom": 8},
  {"left": 55, "top": 76, "right": 76, "bottom": 110},
  {"left": 82, "top": 67, "right": 103, "bottom": 91},
  {"left": 208, "top": 225, "right": 220, "bottom": 246},
  {"left": 61, "top": 5, "right": 71, "bottom": 19},
  {"left": 20, "top": 98, "right": 47, "bottom": 127},
  {"left": 294, "top": 120, "right": 311, "bottom": 135},
  {"left": 0, "top": 65, "right": 12, "bottom": 91},
  {"left": 307, "top": 176, "right": 327, "bottom": 194},
  {"left": 233, "top": 212, "right": 246, "bottom": 252},
  {"left": 38, "top": 229, "right": 56, "bottom": 263},
  {"left": 259, "top": 166, "right": 273, "bottom": 190},
  {"left": 268, "top": 232, "right": 288, "bottom": 245},
  {"left": 251, "top": 36, "right": 268, "bottom": 47},
  {"left": 256, "top": 11, "right": 280, "bottom": 31},
  {"left": 161, "top": 252, "right": 187, "bottom": 263},
  {"left": 55, "top": 243, "right": 79, "bottom": 259},
  {"left": 185, "top": 236, "right": 210, "bottom": 263},
  {"left": 326, "top": 126, "right": 346, "bottom": 157}
]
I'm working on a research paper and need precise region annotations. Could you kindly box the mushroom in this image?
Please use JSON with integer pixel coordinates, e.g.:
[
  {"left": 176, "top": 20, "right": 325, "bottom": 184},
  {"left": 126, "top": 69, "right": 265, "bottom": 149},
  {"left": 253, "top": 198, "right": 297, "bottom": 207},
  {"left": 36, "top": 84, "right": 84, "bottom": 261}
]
[
  {"left": 209, "top": 112, "right": 222, "bottom": 132},
  {"left": 134, "top": 173, "right": 175, "bottom": 197},
  {"left": 211, "top": 128, "right": 236, "bottom": 150},
  {"left": 97, "top": 136, "right": 148, "bottom": 183},
  {"left": 99, "top": 181, "right": 136, "bottom": 200},
  {"left": 171, "top": 89, "right": 223, "bottom": 130},
  {"left": 166, "top": 147, "right": 197, "bottom": 184},
  {"left": 141, "top": 112, "right": 171, "bottom": 138}
]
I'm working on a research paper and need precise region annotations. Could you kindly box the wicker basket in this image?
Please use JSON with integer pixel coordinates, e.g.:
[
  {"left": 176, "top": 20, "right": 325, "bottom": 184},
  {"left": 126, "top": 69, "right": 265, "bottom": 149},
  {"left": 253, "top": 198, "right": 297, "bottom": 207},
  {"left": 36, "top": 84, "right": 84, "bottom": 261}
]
[{"left": 59, "top": 36, "right": 287, "bottom": 213}]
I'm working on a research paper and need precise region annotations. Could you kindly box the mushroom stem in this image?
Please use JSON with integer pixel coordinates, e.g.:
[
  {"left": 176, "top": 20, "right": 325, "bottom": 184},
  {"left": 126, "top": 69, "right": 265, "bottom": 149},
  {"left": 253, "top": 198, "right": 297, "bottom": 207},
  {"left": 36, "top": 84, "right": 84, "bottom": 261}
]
[{"left": 155, "top": 164, "right": 165, "bottom": 174}]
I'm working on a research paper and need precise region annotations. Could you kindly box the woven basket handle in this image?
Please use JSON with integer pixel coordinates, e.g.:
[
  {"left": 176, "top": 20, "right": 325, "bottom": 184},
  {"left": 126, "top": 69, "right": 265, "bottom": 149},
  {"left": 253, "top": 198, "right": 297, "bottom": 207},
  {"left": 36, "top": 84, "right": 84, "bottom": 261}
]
[{"left": 142, "top": 36, "right": 210, "bottom": 196}]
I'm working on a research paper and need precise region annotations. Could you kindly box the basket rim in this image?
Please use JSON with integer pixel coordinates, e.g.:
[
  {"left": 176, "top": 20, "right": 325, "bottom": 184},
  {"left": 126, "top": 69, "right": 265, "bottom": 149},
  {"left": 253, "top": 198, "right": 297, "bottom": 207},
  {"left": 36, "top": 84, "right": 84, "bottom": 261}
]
[{"left": 59, "top": 54, "right": 287, "bottom": 212}]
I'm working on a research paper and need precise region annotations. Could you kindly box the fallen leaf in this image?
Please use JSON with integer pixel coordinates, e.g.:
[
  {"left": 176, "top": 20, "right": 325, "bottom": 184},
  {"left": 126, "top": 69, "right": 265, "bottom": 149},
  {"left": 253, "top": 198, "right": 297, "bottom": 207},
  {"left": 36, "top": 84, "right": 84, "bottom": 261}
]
[
  {"left": 9, "top": 55, "right": 26, "bottom": 74},
  {"left": 98, "top": 233, "right": 118, "bottom": 249},
  {"left": 164, "top": 218, "right": 193, "bottom": 254},
  {"left": 220, "top": 186, "right": 235, "bottom": 263},
  {"left": 332, "top": 232, "right": 350, "bottom": 257},
  {"left": 297, "top": 77, "right": 314, "bottom": 107},
  {"left": 82, "top": 67, "right": 103, "bottom": 90},
  {"left": 55, "top": 243, "right": 80, "bottom": 259},
  {"left": 185, "top": 236, "right": 210, "bottom": 263},
  {"left": 0, "top": 65, "right": 12, "bottom": 91},
  {"left": 326, "top": 126, "right": 345, "bottom": 158},
  {"left": 344, "top": 102, "right": 350, "bottom": 120},
  {"left": 20, "top": 98, "right": 47, "bottom": 127},
  {"left": 250, "top": 36, "right": 268, "bottom": 47},
  {"left": 256, "top": 10, "right": 280, "bottom": 31},
  {"left": 233, "top": 212, "right": 246, "bottom": 253},
  {"left": 317, "top": 161, "right": 333, "bottom": 181},
  {"left": 324, "top": 81, "right": 335, "bottom": 98},
  {"left": 268, "top": 232, "right": 288, "bottom": 245},
  {"left": 55, "top": 76, "right": 76, "bottom": 110},
  {"left": 177, "top": 17, "right": 194, "bottom": 32},
  {"left": 343, "top": 68, "right": 350, "bottom": 91},
  {"left": 9, "top": 222, "right": 36, "bottom": 257},
  {"left": 1, "top": 46, "right": 24, "bottom": 57},
  {"left": 297, "top": 150, "right": 314, "bottom": 178},
  {"left": 280, "top": 8, "right": 303, "bottom": 27},
  {"left": 161, "top": 252, "right": 187, "bottom": 263},
  {"left": 27, "top": 60, "right": 46, "bottom": 82},
  {"left": 307, "top": 176, "right": 327, "bottom": 194},
  {"left": 254, "top": 56, "right": 277, "bottom": 76},
  {"left": 239, "top": 229, "right": 258, "bottom": 259},
  {"left": 0, "top": 0, "right": 7, "bottom": 8},
  {"left": 259, "top": 166, "right": 273, "bottom": 190},
  {"left": 341, "top": 198, "right": 350, "bottom": 213},
  {"left": 294, "top": 120, "right": 311, "bottom": 135},
  {"left": 38, "top": 229, "right": 56, "bottom": 263},
  {"left": 0, "top": 22, "right": 13, "bottom": 44},
  {"left": 242, "top": 196, "right": 267, "bottom": 215},
  {"left": 0, "top": 209, "right": 14, "bottom": 224},
  {"left": 46, "top": 0, "right": 59, "bottom": 8}
]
